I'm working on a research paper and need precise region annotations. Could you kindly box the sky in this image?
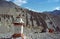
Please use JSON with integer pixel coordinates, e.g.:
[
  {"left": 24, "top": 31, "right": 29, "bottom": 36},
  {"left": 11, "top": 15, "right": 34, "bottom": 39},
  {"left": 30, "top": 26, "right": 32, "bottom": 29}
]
[{"left": 6, "top": 0, "right": 60, "bottom": 12}]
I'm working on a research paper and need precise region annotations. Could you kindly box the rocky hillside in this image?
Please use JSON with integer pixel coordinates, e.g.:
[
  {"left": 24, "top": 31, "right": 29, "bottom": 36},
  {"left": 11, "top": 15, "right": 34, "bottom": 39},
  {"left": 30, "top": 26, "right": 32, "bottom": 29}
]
[
  {"left": 0, "top": 0, "right": 60, "bottom": 39},
  {"left": 0, "top": 0, "right": 48, "bottom": 32},
  {"left": 0, "top": 0, "right": 60, "bottom": 33}
]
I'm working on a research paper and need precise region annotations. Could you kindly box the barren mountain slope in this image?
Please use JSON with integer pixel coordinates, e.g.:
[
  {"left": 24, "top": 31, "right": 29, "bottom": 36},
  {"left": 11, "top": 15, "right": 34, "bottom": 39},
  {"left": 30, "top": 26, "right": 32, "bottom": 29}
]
[{"left": 0, "top": 0, "right": 60, "bottom": 39}]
